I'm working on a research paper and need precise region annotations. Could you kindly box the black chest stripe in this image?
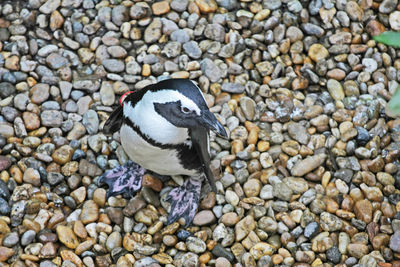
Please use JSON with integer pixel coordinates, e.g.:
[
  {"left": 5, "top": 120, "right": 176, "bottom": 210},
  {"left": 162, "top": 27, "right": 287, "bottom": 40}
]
[{"left": 123, "top": 117, "right": 202, "bottom": 171}]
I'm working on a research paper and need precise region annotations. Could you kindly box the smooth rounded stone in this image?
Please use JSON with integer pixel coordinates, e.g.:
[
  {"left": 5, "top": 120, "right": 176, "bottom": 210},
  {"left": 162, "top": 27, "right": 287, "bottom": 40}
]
[
  {"left": 376, "top": 172, "right": 395, "bottom": 186},
  {"left": 13, "top": 96, "right": 29, "bottom": 114},
  {"left": 287, "top": 123, "right": 310, "bottom": 145},
  {"left": 354, "top": 147, "right": 371, "bottom": 159},
  {"left": 215, "top": 257, "right": 232, "bottom": 267},
  {"left": 283, "top": 177, "right": 309, "bottom": 194},
  {"left": 141, "top": 186, "right": 160, "bottom": 207},
  {"left": 40, "top": 260, "right": 58, "bottom": 267},
  {"left": 56, "top": 225, "right": 79, "bottom": 249},
  {"left": 144, "top": 18, "right": 162, "bottom": 43},
  {"left": 256, "top": 61, "right": 274, "bottom": 76},
  {"left": 222, "top": 83, "right": 245, "bottom": 93},
  {"left": 338, "top": 232, "right": 350, "bottom": 254},
  {"left": 235, "top": 215, "right": 256, "bottom": 241},
  {"left": 39, "top": 0, "right": 60, "bottom": 14},
  {"left": 380, "top": 0, "right": 398, "bottom": 13},
  {"left": 80, "top": 200, "right": 99, "bottom": 224},
  {"left": 308, "top": 43, "right": 329, "bottom": 62},
  {"left": 186, "top": 236, "right": 206, "bottom": 253},
  {"left": 291, "top": 154, "right": 327, "bottom": 176},
  {"left": 21, "top": 230, "right": 36, "bottom": 246},
  {"left": 0, "top": 122, "right": 14, "bottom": 138},
  {"left": 41, "top": 110, "right": 63, "bottom": 127},
  {"left": 100, "top": 84, "right": 115, "bottom": 107},
  {"left": 161, "top": 41, "right": 181, "bottom": 59},
  {"left": 102, "top": 59, "right": 125, "bottom": 73},
  {"left": 272, "top": 182, "right": 293, "bottom": 201},
  {"left": 201, "top": 58, "right": 221, "bottom": 83},
  {"left": 52, "top": 145, "right": 74, "bottom": 165},
  {"left": 0, "top": 82, "right": 16, "bottom": 98},
  {"left": 106, "top": 232, "right": 122, "bottom": 252},
  {"left": 23, "top": 168, "right": 41, "bottom": 187},
  {"left": 389, "top": 11, "right": 400, "bottom": 30},
  {"left": 327, "top": 79, "right": 344, "bottom": 100},
  {"left": 2, "top": 232, "right": 19, "bottom": 247},
  {"left": 80, "top": 110, "right": 98, "bottom": 135},
  {"left": 204, "top": 23, "right": 225, "bottom": 42},
  {"left": 260, "top": 185, "right": 273, "bottom": 200},
  {"left": 240, "top": 97, "right": 256, "bottom": 121},
  {"left": 38, "top": 45, "right": 58, "bottom": 57},
  {"left": 362, "top": 58, "right": 378, "bottom": 73},
  {"left": 354, "top": 199, "right": 372, "bottom": 223},
  {"left": 133, "top": 257, "right": 159, "bottom": 267},
  {"left": 46, "top": 53, "right": 69, "bottom": 69},
  {"left": 225, "top": 190, "right": 239, "bottom": 206},
  {"left": 390, "top": 231, "right": 400, "bottom": 253},
  {"left": 193, "top": 210, "right": 216, "bottom": 226},
  {"left": 176, "top": 229, "right": 191, "bottom": 241},
  {"left": 0, "top": 156, "right": 11, "bottom": 173},
  {"left": 304, "top": 222, "right": 320, "bottom": 239},
  {"left": 345, "top": 1, "right": 363, "bottom": 21},
  {"left": 0, "top": 28, "right": 10, "bottom": 42},
  {"left": 173, "top": 252, "right": 198, "bottom": 267},
  {"left": 112, "top": 5, "right": 129, "bottom": 26},
  {"left": 320, "top": 212, "right": 343, "bottom": 232},
  {"left": 347, "top": 243, "right": 369, "bottom": 259},
  {"left": 46, "top": 172, "right": 64, "bottom": 186},
  {"left": 170, "top": 29, "right": 190, "bottom": 43},
  {"left": 220, "top": 173, "right": 235, "bottom": 188},
  {"left": 250, "top": 242, "right": 275, "bottom": 260},
  {"left": 171, "top": 0, "right": 188, "bottom": 11},
  {"left": 183, "top": 41, "right": 202, "bottom": 59},
  {"left": 0, "top": 246, "right": 14, "bottom": 262},
  {"left": 243, "top": 179, "right": 261, "bottom": 197},
  {"left": 212, "top": 244, "right": 235, "bottom": 262},
  {"left": 213, "top": 223, "right": 228, "bottom": 242},
  {"left": 326, "top": 246, "right": 341, "bottom": 264}
]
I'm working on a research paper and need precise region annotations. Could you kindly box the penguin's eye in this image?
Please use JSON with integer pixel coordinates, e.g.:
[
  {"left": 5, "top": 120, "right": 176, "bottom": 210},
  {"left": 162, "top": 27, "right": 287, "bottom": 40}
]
[{"left": 181, "top": 106, "right": 191, "bottom": 114}]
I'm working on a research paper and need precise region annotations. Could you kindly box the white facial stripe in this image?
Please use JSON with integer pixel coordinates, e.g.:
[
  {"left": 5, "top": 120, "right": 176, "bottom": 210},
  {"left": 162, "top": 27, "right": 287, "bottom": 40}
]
[
  {"left": 148, "top": 89, "right": 202, "bottom": 116},
  {"left": 124, "top": 91, "right": 190, "bottom": 145}
]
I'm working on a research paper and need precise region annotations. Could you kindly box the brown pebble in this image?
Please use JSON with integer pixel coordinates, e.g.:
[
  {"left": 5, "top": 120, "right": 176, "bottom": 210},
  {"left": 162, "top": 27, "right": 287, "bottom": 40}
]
[
  {"left": 142, "top": 174, "right": 163, "bottom": 192},
  {"left": 200, "top": 192, "right": 216, "bottom": 209},
  {"left": 366, "top": 20, "right": 386, "bottom": 36},
  {"left": 60, "top": 250, "right": 83, "bottom": 267},
  {"left": 0, "top": 246, "right": 14, "bottom": 262},
  {"left": 56, "top": 225, "right": 79, "bottom": 249},
  {"left": 354, "top": 199, "right": 373, "bottom": 223},
  {"left": 73, "top": 220, "right": 88, "bottom": 239}
]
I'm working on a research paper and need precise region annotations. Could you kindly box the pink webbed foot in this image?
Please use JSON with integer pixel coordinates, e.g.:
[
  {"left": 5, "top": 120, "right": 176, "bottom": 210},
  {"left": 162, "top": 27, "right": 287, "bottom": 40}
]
[
  {"left": 166, "top": 178, "right": 202, "bottom": 226},
  {"left": 99, "top": 160, "right": 146, "bottom": 198}
]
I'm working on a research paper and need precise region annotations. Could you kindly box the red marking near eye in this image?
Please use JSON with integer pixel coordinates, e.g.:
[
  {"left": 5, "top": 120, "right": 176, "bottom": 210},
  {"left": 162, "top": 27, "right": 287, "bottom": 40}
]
[{"left": 120, "top": 91, "right": 135, "bottom": 106}]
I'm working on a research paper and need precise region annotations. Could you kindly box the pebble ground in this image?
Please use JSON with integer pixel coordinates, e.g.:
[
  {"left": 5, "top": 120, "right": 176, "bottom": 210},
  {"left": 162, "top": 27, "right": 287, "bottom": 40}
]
[{"left": 0, "top": 0, "right": 400, "bottom": 266}]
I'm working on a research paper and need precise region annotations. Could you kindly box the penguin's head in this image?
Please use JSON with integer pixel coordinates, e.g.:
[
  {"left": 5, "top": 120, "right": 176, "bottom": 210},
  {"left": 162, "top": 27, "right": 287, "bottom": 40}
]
[{"left": 148, "top": 79, "right": 227, "bottom": 137}]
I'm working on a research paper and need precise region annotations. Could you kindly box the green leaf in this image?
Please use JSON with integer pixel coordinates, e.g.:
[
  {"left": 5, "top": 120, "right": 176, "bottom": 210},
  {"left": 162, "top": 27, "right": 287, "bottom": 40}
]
[
  {"left": 373, "top": 31, "right": 400, "bottom": 48},
  {"left": 388, "top": 85, "right": 400, "bottom": 115}
]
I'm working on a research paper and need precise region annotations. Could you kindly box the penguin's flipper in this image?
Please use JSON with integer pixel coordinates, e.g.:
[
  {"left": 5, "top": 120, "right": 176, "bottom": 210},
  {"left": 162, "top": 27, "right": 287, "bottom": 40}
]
[
  {"left": 103, "top": 105, "right": 124, "bottom": 134},
  {"left": 166, "top": 177, "right": 201, "bottom": 227},
  {"left": 99, "top": 160, "right": 146, "bottom": 197}
]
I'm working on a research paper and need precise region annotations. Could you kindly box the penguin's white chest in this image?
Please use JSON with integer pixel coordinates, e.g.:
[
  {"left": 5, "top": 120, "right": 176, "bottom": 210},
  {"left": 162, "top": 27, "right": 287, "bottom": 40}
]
[{"left": 120, "top": 125, "right": 197, "bottom": 176}]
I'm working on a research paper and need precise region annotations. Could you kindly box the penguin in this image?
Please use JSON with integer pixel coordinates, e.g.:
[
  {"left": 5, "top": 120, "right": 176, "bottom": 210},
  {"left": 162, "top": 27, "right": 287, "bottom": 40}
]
[{"left": 100, "top": 78, "right": 227, "bottom": 225}]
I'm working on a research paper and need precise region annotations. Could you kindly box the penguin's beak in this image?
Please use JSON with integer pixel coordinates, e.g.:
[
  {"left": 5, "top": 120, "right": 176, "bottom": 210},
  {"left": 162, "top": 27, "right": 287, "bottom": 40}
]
[{"left": 199, "top": 110, "right": 228, "bottom": 137}]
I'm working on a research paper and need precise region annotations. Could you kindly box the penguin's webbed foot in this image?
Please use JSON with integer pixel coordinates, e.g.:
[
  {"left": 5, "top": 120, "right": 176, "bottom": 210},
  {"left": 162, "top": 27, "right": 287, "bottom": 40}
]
[
  {"left": 166, "top": 178, "right": 201, "bottom": 227},
  {"left": 99, "top": 160, "right": 146, "bottom": 198}
]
